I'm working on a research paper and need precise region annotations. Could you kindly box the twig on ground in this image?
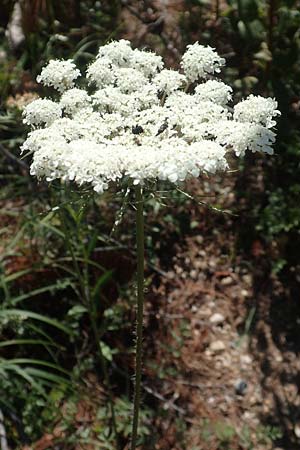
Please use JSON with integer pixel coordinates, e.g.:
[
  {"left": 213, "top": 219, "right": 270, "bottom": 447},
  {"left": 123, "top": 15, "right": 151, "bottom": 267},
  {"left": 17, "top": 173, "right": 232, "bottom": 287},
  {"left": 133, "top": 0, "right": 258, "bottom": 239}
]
[{"left": 144, "top": 385, "right": 186, "bottom": 415}]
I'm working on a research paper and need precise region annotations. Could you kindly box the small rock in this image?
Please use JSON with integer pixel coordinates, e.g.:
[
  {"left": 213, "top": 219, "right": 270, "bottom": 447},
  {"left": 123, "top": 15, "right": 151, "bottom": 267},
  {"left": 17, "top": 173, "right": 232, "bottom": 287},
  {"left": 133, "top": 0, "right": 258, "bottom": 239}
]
[
  {"left": 234, "top": 379, "right": 248, "bottom": 396},
  {"left": 200, "top": 307, "right": 212, "bottom": 317},
  {"left": 190, "top": 269, "right": 198, "bottom": 279},
  {"left": 242, "top": 411, "right": 256, "bottom": 421},
  {"left": 241, "top": 289, "right": 249, "bottom": 297},
  {"left": 194, "top": 260, "right": 206, "bottom": 270},
  {"left": 249, "top": 395, "right": 258, "bottom": 406},
  {"left": 209, "top": 259, "right": 217, "bottom": 269},
  {"left": 242, "top": 274, "right": 252, "bottom": 285},
  {"left": 240, "top": 354, "right": 252, "bottom": 365},
  {"left": 195, "top": 235, "right": 204, "bottom": 244},
  {"left": 220, "top": 403, "right": 228, "bottom": 413},
  {"left": 218, "top": 354, "right": 232, "bottom": 367},
  {"left": 221, "top": 276, "right": 233, "bottom": 286},
  {"left": 209, "top": 313, "right": 225, "bottom": 325},
  {"left": 209, "top": 340, "right": 226, "bottom": 353},
  {"left": 224, "top": 395, "right": 233, "bottom": 404}
]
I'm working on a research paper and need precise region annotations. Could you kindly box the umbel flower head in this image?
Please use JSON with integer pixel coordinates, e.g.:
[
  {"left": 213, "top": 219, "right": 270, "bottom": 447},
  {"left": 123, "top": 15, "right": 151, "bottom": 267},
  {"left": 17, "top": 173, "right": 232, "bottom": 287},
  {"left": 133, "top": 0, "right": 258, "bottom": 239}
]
[{"left": 22, "top": 40, "right": 280, "bottom": 193}]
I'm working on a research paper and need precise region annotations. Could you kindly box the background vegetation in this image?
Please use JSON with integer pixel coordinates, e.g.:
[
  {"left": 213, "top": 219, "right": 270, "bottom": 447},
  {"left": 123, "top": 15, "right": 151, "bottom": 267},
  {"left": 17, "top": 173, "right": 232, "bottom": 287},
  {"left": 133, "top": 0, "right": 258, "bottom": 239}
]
[{"left": 1, "top": 1, "right": 300, "bottom": 449}]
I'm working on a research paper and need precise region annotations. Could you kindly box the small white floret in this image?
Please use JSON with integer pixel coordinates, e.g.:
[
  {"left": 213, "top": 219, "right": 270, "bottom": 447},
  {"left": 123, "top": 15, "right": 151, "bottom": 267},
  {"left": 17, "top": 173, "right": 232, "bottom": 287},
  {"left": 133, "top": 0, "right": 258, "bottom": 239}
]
[
  {"left": 195, "top": 80, "right": 232, "bottom": 106},
  {"left": 86, "top": 57, "right": 116, "bottom": 88},
  {"left": 60, "top": 88, "right": 91, "bottom": 114},
  {"left": 23, "top": 98, "right": 62, "bottom": 127},
  {"left": 131, "top": 48, "right": 164, "bottom": 77},
  {"left": 233, "top": 94, "right": 280, "bottom": 128},
  {"left": 153, "top": 69, "right": 186, "bottom": 95},
  {"left": 36, "top": 59, "right": 80, "bottom": 92},
  {"left": 181, "top": 42, "right": 225, "bottom": 82},
  {"left": 97, "top": 39, "right": 133, "bottom": 67}
]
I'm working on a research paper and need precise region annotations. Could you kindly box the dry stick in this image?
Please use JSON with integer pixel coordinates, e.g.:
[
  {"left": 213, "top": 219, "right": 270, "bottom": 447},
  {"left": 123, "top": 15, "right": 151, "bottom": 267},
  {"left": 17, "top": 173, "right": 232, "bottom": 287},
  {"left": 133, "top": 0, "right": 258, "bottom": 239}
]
[{"left": 130, "top": 185, "right": 145, "bottom": 450}]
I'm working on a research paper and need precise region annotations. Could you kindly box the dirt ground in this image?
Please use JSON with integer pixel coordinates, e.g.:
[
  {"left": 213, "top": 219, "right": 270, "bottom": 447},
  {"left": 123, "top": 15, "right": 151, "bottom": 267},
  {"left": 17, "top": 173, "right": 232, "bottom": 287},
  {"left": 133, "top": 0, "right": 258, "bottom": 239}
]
[{"left": 141, "top": 168, "right": 300, "bottom": 450}]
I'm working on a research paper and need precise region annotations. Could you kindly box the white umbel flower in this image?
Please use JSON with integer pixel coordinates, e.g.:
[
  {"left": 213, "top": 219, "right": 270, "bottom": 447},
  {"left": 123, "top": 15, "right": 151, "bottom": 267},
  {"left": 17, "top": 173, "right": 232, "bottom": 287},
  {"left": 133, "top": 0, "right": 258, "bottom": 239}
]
[
  {"left": 36, "top": 59, "right": 81, "bottom": 92},
  {"left": 97, "top": 39, "right": 134, "bottom": 67},
  {"left": 153, "top": 70, "right": 186, "bottom": 95},
  {"left": 95, "top": 40, "right": 164, "bottom": 77},
  {"left": 212, "top": 120, "right": 276, "bottom": 156},
  {"left": 60, "top": 88, "right": 91, "bottom": 114},
  {"left": 22, "top": 40, "right": 280, "bottom": 193},
  {"left": 92, "top": 87, "right": 138, "bottom": 115},
  {"left": 233, "top": 94, "right": 280, "bottom": 128},
  {"left": 115, "top": 68, "right": 148, "bottom": 93},
  {"left": 195, "top": 80, "right": 232, "bottom": 106},
  {"left": 86, "top": 57, "right": 116, "bottom": 88},
  {"left": 181, "top": 42, "right": 225, "bottom": 82},
  {"left": 23, "top": 98, "right": 62, "bottom": 126},
  {"left": 130, "top": 48, "right": 164, "bottom": 77}
]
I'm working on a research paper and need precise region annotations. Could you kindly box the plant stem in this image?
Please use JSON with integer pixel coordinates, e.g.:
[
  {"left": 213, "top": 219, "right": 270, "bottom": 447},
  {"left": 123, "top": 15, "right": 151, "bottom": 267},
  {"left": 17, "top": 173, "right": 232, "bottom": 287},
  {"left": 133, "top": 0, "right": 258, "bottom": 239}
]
[{"left": 131, "top": 185, "right": 145, "bottom": 450}]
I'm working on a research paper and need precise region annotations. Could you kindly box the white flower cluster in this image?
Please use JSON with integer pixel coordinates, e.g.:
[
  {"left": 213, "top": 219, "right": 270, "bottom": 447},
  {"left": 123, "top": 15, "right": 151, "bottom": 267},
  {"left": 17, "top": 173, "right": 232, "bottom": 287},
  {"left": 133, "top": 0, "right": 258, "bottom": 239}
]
[
  {"left": 195, "top": 80, "right": 232, "bottom": 106},
  {"left": 86, "top": 40, "right": 163, "bottom": 88},
  {"left": 153, "top": 70, "right": 186, "bottom": 95},
  {"left": 60, "top": 88, "right": 91, "bottom": 114},
  {"left": 22, "top": 40, "right": 280, "bottom": 193},
  {"left": 36, "top": 59, "right": 81, "bottom": 92},
  {"left": 22, "top": 98, "right": 61, "bottom": 126},
  {"left": 181, "top": 42, "right": 225, "bottom": 82},
  {"left": 233, "top": 94, "right": 280, "bottom": 128}
]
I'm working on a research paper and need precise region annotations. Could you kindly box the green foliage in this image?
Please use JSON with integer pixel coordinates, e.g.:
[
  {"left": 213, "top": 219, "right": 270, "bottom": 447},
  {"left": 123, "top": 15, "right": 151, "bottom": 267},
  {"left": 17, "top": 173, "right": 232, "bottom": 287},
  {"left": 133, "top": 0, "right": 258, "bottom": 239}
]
[
  {"left": 258, "top": 186, "right": 300, "bottom": 236},
  {"left": 0, "top": 179, "right": 131, "bottom": 446},
  {"left": 200, "top": 418, "right": 282, "bottom": 449}
]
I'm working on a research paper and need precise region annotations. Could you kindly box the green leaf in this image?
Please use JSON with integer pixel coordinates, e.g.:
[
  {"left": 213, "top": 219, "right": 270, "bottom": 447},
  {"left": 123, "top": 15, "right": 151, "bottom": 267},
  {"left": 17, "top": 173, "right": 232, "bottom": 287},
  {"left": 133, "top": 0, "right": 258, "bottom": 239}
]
[
  {"left": 0, "top": 339, "right": 61, "bottom": 349},
  {"left": 1, "top": 363, "right": 46, "bottom": 395},
  {"left": 1, "top": 358, "right": 70, "bottom": 375},
  {"left": 67, "top": 304, "right": 87, "bottom": 317},
  {"left": 87, "top": 230, "right": 99, "bottom": 257},
  {"left": 10, "top": 281, "right": 72, "bottom": 306},
  {"left": 92, "top": 270, "right": 113, "bottom": 300},
  {"left": 25, "top": 368, "right": 70, "bottom": 385},
  {"left": 100, "top": 341, "right": 117, "bottom": 362},
  {"left": 0, "top": 309, "right": 73, "bottom": 335},
  {"left": 1, "top": 268, "right": 33, "bottom": 283}
]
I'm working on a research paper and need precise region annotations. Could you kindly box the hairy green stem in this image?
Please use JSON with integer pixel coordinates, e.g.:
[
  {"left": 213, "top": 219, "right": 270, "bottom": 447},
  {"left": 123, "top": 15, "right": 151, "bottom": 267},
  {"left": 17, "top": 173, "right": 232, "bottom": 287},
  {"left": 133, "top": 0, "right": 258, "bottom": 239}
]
[{"left": 131, "top": 185, "right": 145, "bottom": 450}]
